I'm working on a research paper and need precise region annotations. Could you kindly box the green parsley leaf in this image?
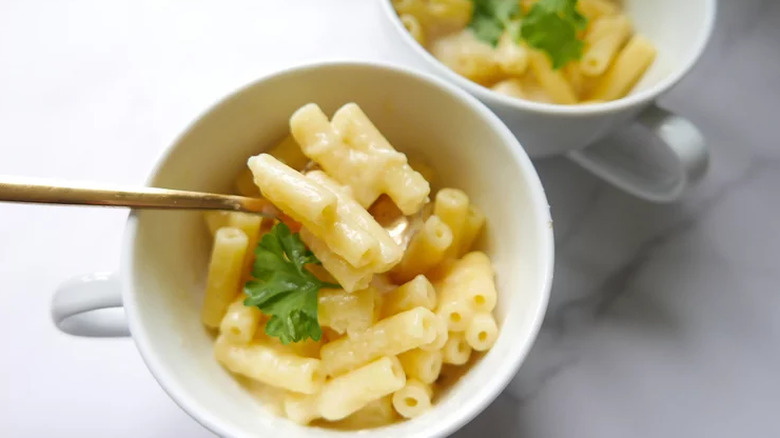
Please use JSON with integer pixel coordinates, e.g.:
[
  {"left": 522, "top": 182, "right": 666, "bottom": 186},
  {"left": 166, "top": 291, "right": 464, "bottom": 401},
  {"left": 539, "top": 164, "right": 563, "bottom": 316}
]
[
  {"left": 520, "top": 0, "right": 588, "bottom": 69},
  {"left": 468, "top": 0, "right": 521, "bottom": 46},
  {"left": 243, "top": 223, "right": 339, "bottom": 344}
]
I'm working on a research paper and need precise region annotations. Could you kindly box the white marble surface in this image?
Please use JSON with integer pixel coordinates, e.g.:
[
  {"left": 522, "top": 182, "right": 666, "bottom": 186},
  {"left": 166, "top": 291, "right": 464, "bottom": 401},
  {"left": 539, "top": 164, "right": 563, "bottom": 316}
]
[{"left": 0, "top": 0, "right": 777, "bottom": 436}]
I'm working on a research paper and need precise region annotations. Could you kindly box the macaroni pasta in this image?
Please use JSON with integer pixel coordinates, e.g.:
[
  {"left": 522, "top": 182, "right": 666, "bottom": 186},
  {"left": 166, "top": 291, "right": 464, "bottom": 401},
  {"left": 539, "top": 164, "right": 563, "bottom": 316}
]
[{"left": 200, "top": 102, "right": 503, "bottom": 429}]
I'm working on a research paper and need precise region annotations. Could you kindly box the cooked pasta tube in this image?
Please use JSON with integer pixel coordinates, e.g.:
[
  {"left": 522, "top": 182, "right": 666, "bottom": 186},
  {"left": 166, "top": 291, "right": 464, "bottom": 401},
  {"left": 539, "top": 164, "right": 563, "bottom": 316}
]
[
  {"left": 398, "top": 348, "right": 443, "bottom": 384},
  {"left": 214, "top": 336, "right": 324, "bottom": 394},
  {"left": 318, "top": 287, "right": 375, "bottom": 336},
  {"left": 442, "top": 331, "right": 472, "bottom": 365},
  {"left": 392, "top": 379, "right": 433, "bottom": 418},
  {"left": 320, "top": 307, "right": 438, "bottom": 376},
  {"left": 219, "top": 295, "right": 262, "bottom": 344},
  {"left": 465, "top": 312, "right": 499, "bottom": 351},
  {"left": 202, "top": 227, "right": 248, "bottom": 328},
  {"left": 589, "top": 35, "right": 657, "bottom": 101},
  {"left": 382, "top": 275, "right": 437, "bottom": 317},
  {"left": 391, "top": 215, "right": 453, "bottom": 283},
  {"left": 581, "top": 15, "right": 632, "bottom": 77},
  {"left": 318, "top": 356, "right": 406, "bottom": 421}
]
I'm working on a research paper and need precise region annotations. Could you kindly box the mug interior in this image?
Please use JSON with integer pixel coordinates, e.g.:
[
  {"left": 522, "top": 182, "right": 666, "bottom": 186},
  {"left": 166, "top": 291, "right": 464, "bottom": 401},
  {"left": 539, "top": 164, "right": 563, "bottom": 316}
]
[{"left": 123, "top": 62, "right": 553, "bottom": 438}]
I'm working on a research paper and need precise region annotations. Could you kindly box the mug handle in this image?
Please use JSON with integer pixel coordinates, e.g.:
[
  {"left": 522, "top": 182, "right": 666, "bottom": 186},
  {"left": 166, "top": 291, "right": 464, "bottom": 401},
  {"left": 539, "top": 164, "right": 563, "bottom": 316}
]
[
  {"left": 566, "top": 103, "right": 708, "bottom": 202},
  {"left": 51, "top": 272, "right": 130, "bottom": 337}
]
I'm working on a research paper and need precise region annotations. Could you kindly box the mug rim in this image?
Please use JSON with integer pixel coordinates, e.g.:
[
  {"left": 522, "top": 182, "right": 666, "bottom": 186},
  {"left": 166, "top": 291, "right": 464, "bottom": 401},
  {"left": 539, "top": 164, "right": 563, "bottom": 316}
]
[
  {"left": 379, "top": 0, "right": 717, "bottom": 116},
  {"left": 120, "top": 60, "right": 555, "bottom": 438}
]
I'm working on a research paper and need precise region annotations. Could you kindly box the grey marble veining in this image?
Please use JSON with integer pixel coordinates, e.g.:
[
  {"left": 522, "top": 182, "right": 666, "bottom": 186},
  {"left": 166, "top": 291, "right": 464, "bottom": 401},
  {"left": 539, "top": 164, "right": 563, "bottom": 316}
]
[{"left": 454, "top": 1, "right": 780, "bottom": 436}]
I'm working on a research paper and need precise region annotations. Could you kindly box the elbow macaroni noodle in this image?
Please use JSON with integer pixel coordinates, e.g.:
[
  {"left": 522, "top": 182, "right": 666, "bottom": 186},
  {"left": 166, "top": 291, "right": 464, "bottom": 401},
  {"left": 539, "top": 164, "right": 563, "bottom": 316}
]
[
  {"left": 394, "top": 0, "right": 657, "bottom": 104},
  {"left": 200, "top": 102, "right": 502, "bottom": 428}
]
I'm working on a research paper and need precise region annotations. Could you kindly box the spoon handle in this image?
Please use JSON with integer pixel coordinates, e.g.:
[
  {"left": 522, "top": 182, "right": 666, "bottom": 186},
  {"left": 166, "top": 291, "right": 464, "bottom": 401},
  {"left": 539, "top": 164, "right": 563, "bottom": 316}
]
[{"left": 0, "top": 176, "right": 274, "bottom": 216}]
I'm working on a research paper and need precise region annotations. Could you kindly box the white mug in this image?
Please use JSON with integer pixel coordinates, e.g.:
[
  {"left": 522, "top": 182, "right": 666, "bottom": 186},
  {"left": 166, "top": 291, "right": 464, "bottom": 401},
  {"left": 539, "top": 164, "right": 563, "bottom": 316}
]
[
  {"left": 51, "top": 62, "right": 555, "bottom": 438},
  {"left": 379, "top": 0, "right": 717, "bottom": 202}
]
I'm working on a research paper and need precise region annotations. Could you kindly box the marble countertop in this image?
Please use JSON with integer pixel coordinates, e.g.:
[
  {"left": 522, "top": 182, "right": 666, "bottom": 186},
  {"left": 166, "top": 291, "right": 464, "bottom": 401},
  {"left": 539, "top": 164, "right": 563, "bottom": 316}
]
[{"left": 0, "top": 0, "right": 777, "bottom": 436}]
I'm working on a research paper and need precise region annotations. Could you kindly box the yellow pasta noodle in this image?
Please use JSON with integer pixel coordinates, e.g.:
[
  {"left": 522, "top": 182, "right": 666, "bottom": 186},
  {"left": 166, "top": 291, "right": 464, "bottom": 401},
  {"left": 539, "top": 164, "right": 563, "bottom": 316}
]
[
  {"left": 398, "top": 348, "right": 443, "bottom": 384},
  {"left": 457, "top": 204, "right": 486, "bottom": 256},
  {"left": 318, "top": 356, "right": 406, "bottom": 421},
  {"left": 465, "top": 312, "right": 499, "bottom": 351},
  {"left": 382, "top": 275, "right": 437, "bottom": 318},
  {"left": 578, "top": 0, "right": 619, "bottom": 22},
  {"left": 320, "top": 307, "right": 438, "bottom": 376},
  {"left": 427, "top": 0, "right": 473, "bottom": 30},
  {"left": 331, "top": 104, "right": 431, "bottom": 215},
  {"left": 433, "top": 188, "right": 469, "bottom": 255},
  {"left": 392, "top": 379, "right": 433, "bottom": 419},
  {"left": 318, "top": 287, "right": 375, "bottom": 336},
  {"left": 300, "top": 229, "right": 374, "bottom": 293},
  {"left": 306, "top": 170, "right": 404, "bottom": 272},
  {"left": 528, "top": 50, "right": 578, "bottom": 105},
  {"left": 491, "top": 78, "right": 527, "bottom": 99},
  {"left": 563, "top": 62, "right": 586, "bottom": 98},
  {"left": 430, "top": 30, "right": 503, "bottom": 85},
  {"left": 419, "top": 314, "right": 449, "bottom": 352},
  {"left": 244, "top": 379, "right": 287, "bottom": 417},
  {"left": 254, "top": 326, "right": 324, "bottom": 359},
  {"left": 442, "top": 331, "right": 472, "bottom": 365},
  {"left": 395, "top": 0, "right": 472, "bottom": 39},
  {"left": 496, "top": 33, "right": 529, "bottom": 76},
  {"left": 283, "top": 338, "right": 324, "bottom": 359},
  {"left": 589, "top": 35, "right": 657, "bottom": 101},
  {"left": 391, "top": 215, "right": 453, "bottom": 283},
  {"left": 401, "top": 13, "right": 425, "bottom": 45},
  {"left": 581, "top": 15, "right": 632, "bottom": 77},
  {"left": 247, "top": 153, "right": 337, "bottom": 225},
  {"left": 214, "top": 336, "right": 324, "bottom": 394},
  {"left": 435, "top": 298, "right": 475, "bottom": 332},
  {"left": 392, "top": 0, "right": 428, "bottom": 21},
  {"left": 219, "top": 295, "right": 262, "bottom": 344},
  {"left": 284, "top": 392, "right": 321, "bottom": 425},
  {"left": 227, "top": 211, "right": 263, "bottom": 277},
  {"left": 202, "top": 227, "right": 248, "bottom": 328},
  {"left": 520, "top": 74, "right": 557, "bottom": 104},
  {"left": 330, "top": 395, "right": 398, "bottom": 429},
  {"left": 203, "top": 211, "right": 231, "bottom": 236},
  {"left": 440, "top": 251, "right": 498, "bottom": 314}
]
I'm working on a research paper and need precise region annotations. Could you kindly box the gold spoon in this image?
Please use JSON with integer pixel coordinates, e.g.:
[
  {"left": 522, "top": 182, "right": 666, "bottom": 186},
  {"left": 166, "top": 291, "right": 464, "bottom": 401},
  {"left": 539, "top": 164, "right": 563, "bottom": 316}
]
[
  {"left": 0, "top": 176, "right": 276, "bottom": 216},
  {"left": 0, "top": 176, "right": 420, "bottom": 248}
]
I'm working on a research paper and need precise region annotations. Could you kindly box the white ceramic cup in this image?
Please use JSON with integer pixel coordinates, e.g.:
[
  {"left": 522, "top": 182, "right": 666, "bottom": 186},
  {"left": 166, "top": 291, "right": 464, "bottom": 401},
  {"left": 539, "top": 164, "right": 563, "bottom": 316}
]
[
  {"left": 379, "top": 0, "right": 717, "bottom": 202},
  {"left": 50, "top": 62, "right": 554, "bottom": 438}
]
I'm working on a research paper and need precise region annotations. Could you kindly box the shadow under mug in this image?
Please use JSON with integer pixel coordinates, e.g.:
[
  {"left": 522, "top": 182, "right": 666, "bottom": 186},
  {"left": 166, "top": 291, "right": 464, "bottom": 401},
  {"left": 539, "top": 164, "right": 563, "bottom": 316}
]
[{"left": 379, "top": 0, "right": 717, "bottom": 202}]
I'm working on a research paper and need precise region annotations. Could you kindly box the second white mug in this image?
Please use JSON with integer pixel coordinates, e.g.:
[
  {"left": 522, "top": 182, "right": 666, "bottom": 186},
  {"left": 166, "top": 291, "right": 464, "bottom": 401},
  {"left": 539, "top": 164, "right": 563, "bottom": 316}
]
[{"left": 379, "top": 0, "right": 717, "bottom": 202}]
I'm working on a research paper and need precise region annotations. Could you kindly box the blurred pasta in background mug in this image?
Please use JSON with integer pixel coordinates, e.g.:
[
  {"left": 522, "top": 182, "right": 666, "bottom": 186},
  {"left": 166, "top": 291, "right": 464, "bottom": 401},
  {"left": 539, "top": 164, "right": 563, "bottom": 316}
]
[{"left": 393, "top": 0, "right": 657, "bottom": 105}]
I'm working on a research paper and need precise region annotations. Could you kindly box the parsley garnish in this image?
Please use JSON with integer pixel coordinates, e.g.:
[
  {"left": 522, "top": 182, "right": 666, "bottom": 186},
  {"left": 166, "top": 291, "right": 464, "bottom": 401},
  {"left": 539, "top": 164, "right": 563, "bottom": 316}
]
[
  {"left": 467, "top": 0, "right": 587, "bottom": 69},
  {"left": 243, "top": 223, "right": 339, "bottom": 344},
  {"left": 468, "top": 0, "right": 521, "bottom": 46},
  {"left": 520, "top": 0, "right": 587, "bottom": 69}
]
